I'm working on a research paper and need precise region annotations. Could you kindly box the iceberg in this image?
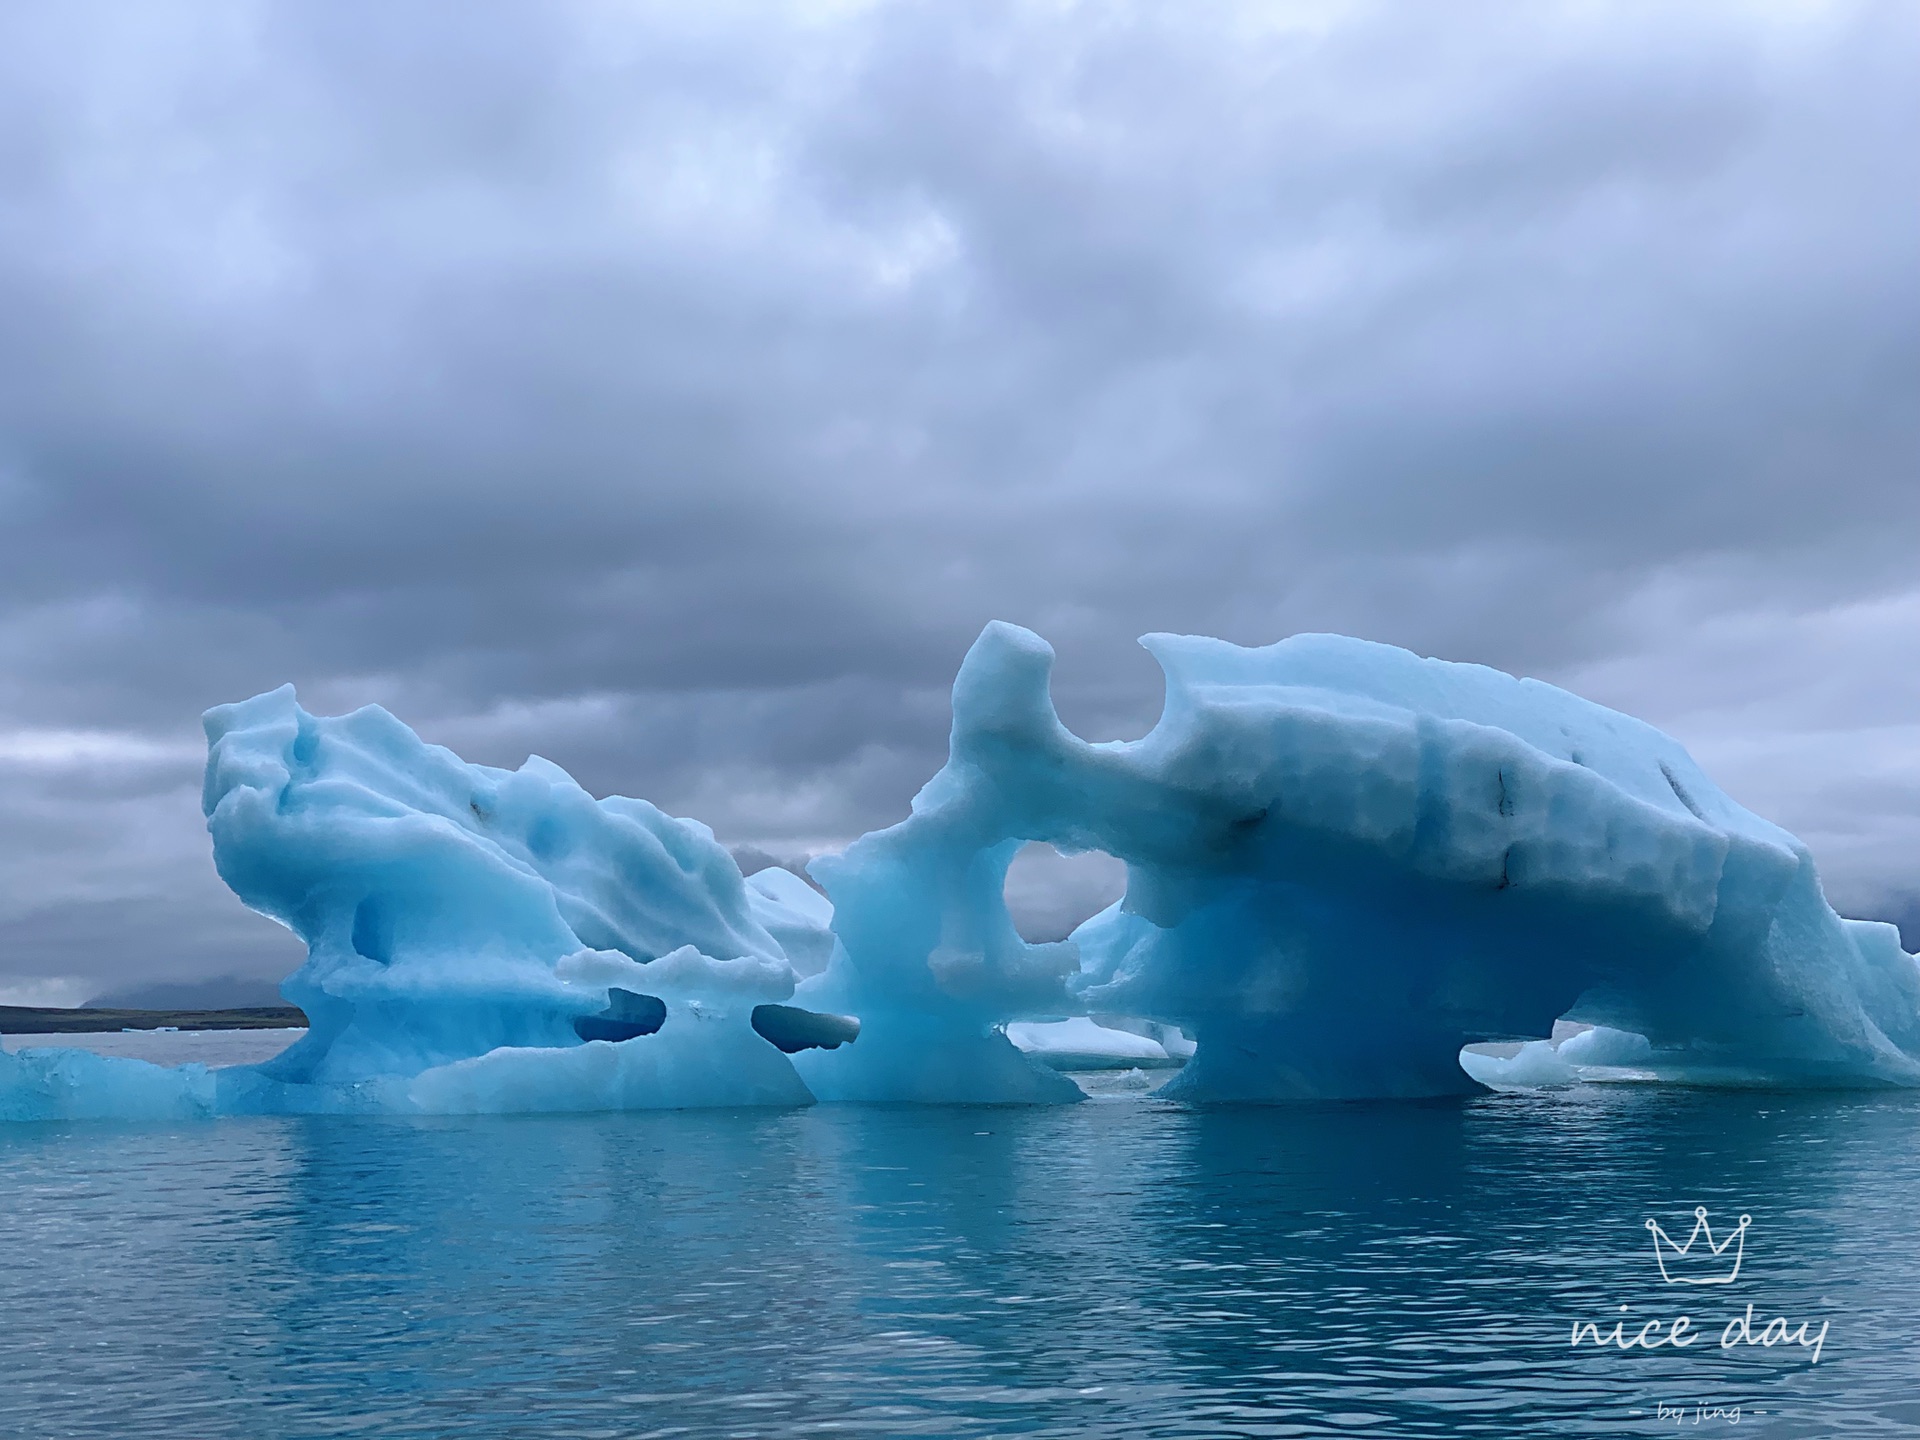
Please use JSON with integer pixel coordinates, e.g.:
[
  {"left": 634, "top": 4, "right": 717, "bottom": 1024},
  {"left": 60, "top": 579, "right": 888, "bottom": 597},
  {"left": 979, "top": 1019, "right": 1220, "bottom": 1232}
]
[
  {"left": 202, "top": 684, "right": 830, "bottom": 1112},
  {"left": 7, "top": 621, "right": 1920, "bottom": 1121},
  {"left": 2, "top": 685, "right": 839, "bottom": 1118},
  {"left": 795, "top": 622, "right": 1920, "bottom": 1100}
]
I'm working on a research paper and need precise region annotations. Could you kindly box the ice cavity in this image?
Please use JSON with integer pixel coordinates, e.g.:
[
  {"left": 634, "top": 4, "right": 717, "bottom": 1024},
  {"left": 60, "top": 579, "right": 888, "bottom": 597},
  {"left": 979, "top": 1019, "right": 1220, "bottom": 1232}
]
[{"left": 799, "top": 621, "right": 1920, "bottom": 1101}]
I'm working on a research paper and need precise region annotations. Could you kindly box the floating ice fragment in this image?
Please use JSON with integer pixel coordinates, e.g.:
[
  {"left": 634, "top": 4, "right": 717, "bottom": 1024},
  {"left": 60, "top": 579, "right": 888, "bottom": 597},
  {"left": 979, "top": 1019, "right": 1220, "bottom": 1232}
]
[{"left": 1005, "top": 1017, "right": 1179, "bottom": 1071}]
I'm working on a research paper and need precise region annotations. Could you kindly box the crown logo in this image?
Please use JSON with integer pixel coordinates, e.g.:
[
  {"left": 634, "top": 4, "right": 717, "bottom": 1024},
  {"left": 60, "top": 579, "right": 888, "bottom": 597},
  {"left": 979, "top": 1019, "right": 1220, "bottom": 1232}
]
[{"left": 1645, "top": 1207, "right": 1750, "bottom": 1285}]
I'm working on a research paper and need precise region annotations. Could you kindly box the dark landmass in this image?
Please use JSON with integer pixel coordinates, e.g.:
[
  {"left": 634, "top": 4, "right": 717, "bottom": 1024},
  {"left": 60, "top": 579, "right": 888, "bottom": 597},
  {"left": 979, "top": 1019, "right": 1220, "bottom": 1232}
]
[{"left": 0, "top": 1005, "right": 308, "bottom": 1035}]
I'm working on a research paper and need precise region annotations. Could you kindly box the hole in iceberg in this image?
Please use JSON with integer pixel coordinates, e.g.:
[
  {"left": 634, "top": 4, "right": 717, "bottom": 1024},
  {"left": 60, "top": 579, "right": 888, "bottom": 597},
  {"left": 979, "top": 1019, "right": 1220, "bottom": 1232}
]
[
  {"left": 750, "top": 1004, "right": 860, "bottom": 1054},
  {"left": 1002, "top": 842, "right": 1127, "bottom": 943},
  {"left": 572, "top": 988, "right": 668, "bottom": 1043}
]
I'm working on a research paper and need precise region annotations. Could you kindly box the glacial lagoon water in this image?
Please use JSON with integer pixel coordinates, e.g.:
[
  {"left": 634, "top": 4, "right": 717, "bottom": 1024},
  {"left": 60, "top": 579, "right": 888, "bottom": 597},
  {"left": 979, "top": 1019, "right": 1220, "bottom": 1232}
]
[{"left": 3, "top": 1073, "right": 1918, "bottom": 1438}]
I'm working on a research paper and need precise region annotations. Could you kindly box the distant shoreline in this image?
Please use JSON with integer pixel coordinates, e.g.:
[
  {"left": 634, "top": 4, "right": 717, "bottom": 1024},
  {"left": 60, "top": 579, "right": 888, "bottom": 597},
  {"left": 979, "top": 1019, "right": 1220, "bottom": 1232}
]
[{"left": 0, "top": 1005, "right": 308, "bottom": 1035}]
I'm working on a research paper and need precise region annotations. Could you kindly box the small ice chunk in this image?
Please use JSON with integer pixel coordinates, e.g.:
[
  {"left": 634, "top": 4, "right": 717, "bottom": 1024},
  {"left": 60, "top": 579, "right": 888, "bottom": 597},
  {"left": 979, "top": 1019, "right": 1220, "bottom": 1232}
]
[
  {"left": 1457, "top": 1025, "right": 1657, "bottom": 1089},
  {"left": 1459, "top": 1039, "right": 1575, "bottom": 1090},
  {"left": 1556, "top": 1025, "right": 1655, "bottom": 1068},
  {"left": 1006, "top": 1017, "right": 1174, "bottom": 1071}
]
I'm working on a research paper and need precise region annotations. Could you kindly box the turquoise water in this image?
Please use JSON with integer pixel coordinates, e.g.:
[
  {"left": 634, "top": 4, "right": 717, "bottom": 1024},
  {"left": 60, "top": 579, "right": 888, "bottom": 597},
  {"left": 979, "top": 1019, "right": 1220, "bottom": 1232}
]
[{"left": 2, "top": 1087, "right": 1915, "bottom": 1438}]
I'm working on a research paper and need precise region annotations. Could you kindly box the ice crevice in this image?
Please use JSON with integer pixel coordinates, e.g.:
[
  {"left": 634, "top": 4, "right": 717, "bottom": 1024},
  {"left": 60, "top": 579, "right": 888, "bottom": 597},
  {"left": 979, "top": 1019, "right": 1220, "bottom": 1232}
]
[{"left": 6, "top": 621, "right": 1920, "bottom": 1119}]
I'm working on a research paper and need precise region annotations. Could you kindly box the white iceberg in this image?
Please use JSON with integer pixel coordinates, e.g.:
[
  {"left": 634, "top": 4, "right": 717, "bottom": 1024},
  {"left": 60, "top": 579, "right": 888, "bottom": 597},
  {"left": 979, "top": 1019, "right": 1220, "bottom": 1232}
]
[
  {"left": 744, "top": 867, "right": 837, "bottom": 978},
  {"left": 3, "top": 685, "right": 835, "bottom": 1118},
  {"left": 1458, "top": 1025, "right": 1657, "bottom": 1090},
  {"left": 1005, "top": 1016, "right": 1181, "bottom": 1071}
]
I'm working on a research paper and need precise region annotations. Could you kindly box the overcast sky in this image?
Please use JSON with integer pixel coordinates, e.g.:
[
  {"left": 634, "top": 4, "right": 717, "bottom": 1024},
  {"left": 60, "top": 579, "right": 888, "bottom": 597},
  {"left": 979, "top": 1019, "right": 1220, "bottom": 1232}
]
[{"left": 1, "top": 0, "right": 1916, "bottom": 1003}]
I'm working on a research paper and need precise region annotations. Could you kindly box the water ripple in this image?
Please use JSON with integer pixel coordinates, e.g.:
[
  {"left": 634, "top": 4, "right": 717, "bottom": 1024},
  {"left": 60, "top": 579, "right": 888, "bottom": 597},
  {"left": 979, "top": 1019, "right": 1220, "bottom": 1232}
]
[{"left": 0, "top": 1088, "right": 1914, "bottom": 1436}]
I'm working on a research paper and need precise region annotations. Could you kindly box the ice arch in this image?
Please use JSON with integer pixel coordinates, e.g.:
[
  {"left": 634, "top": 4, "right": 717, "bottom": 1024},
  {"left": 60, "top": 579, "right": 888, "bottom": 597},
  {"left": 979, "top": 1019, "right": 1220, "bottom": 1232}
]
[{"left": 795, "top": 622, "right": 1920, "bottom": 1100}]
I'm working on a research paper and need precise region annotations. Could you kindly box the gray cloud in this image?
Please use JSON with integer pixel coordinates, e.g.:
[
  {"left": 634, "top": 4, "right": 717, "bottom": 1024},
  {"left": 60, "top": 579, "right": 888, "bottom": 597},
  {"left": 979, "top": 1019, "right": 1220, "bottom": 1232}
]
[{"left": 2, "top": 0, "right": 1918, "bottom": 998}]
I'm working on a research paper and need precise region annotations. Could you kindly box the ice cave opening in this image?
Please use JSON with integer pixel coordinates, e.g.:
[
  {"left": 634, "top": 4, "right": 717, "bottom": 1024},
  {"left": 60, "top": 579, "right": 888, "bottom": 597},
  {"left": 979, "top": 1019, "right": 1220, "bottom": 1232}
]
[{"left": 1002, "top": 842, "right": 1129, "bottom": 945}]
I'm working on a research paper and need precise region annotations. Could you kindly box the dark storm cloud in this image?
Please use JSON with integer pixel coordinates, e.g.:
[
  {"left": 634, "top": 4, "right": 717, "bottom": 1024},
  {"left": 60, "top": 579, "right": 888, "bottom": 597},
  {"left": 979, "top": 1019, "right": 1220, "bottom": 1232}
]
[{"left": 2, "top": 0, "right": 1918, "bottom": 996}]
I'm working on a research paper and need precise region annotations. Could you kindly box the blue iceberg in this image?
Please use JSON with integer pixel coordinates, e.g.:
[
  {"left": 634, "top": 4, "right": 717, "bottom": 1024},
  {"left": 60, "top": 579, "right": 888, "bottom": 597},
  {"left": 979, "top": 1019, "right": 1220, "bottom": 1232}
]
[
  {"left": 804, "top": 622, "right": 1920, "bottom": 1100},
  {"left": 0, "top": 685, "right": 826, "bottom": 1119},
  {"left": 198, "top": 685, "right": 816, "bottom": 1112},
  {"left": 6, "top": 623, "right": 1919, "bottom": 1119}
]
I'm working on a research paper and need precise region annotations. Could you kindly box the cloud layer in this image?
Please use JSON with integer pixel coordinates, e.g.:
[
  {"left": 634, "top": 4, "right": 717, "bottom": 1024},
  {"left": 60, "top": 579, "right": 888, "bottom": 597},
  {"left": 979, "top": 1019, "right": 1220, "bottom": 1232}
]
[{"left": 2, "top": 0, "right": 1917, "bottom": 998}]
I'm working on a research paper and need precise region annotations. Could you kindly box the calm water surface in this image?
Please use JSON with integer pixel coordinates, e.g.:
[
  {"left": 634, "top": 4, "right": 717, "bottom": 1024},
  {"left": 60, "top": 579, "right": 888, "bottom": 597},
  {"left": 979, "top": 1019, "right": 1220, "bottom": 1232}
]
[{"left": 2, "top": 1080, "right": 1916, "bottom": 1438}]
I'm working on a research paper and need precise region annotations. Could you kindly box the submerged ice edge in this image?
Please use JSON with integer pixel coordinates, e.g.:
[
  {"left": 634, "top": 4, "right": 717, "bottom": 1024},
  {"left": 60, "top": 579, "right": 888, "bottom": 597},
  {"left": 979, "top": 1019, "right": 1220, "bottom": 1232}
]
[{"left": 6, "top": 622, "right": 1919, "bottom": 1121}]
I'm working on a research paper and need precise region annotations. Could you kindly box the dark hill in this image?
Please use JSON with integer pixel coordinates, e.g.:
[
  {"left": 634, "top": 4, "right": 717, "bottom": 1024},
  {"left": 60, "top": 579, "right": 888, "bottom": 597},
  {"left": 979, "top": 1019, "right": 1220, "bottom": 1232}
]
[{"left": 0, "top": 1005, "right": 307, "bottom": 1035}]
